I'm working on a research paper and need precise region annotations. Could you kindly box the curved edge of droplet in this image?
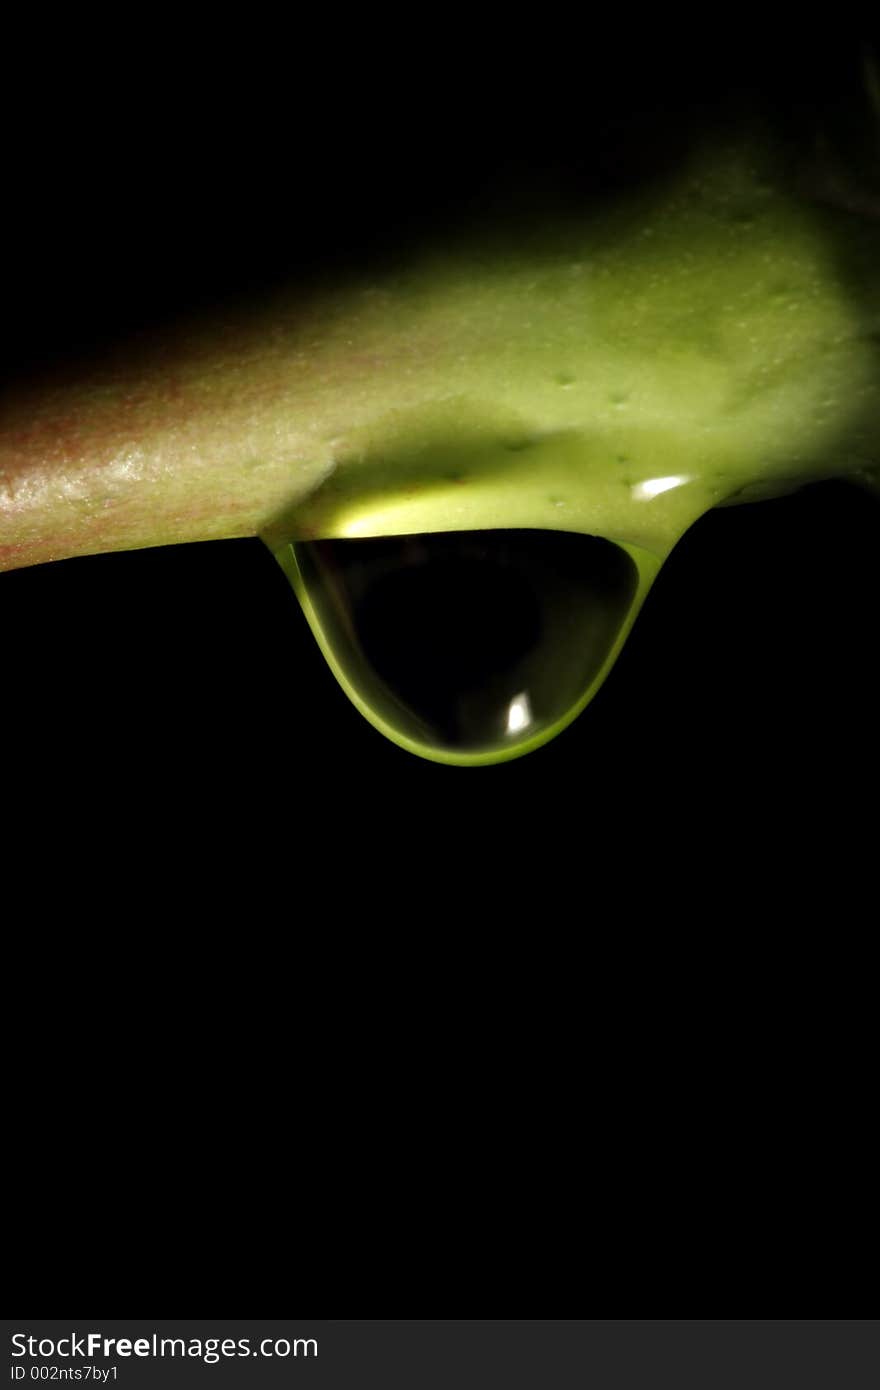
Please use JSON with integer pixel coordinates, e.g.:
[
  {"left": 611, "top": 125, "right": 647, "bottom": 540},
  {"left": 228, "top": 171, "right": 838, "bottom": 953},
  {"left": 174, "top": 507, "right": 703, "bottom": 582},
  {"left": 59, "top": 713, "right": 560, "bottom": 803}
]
[{"left": 268, "top": 533, "right": 665, "bottom": 767}]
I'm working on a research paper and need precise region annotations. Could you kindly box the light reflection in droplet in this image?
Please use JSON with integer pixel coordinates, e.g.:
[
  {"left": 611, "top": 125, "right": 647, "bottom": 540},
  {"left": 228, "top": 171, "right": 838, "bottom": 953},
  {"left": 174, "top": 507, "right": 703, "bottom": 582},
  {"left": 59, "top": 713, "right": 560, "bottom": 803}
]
[{"left": 506, "top": 692, "right": 532, "bottom": 735}]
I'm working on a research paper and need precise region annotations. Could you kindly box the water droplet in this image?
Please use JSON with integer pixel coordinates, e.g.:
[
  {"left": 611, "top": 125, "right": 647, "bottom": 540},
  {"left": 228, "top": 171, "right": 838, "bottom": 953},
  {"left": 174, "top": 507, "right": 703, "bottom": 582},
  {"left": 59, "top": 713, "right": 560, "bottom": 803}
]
[{"left": 287, "top": 530, "right": 640, "bottom": 763}]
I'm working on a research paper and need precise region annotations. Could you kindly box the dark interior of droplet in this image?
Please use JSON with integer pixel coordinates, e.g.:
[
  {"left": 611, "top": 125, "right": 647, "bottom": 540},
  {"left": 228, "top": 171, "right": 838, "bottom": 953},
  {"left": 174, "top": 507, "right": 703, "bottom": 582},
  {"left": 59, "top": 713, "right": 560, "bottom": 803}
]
[{"left": 295, "top": 530, "right": 639, "bottom": 753}]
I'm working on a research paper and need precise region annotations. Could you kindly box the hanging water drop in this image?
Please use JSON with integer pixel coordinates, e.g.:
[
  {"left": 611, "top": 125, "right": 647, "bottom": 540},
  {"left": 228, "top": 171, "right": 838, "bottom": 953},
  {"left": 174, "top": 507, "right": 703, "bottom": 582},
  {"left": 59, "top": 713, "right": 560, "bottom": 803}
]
[{"left": 273, "top": 528, "right": 654, "bottom": 765}]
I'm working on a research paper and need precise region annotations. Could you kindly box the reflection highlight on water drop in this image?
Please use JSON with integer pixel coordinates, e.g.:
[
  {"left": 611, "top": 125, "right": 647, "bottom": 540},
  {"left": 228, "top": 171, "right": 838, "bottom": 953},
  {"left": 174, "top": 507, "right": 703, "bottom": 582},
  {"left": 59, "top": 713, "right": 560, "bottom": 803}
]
[
  {"left": 506, "top": 692, "right": 532, "bottom": 735},
  {"left": 631, "top": 474, "right": 691, "bottom": 500}
]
